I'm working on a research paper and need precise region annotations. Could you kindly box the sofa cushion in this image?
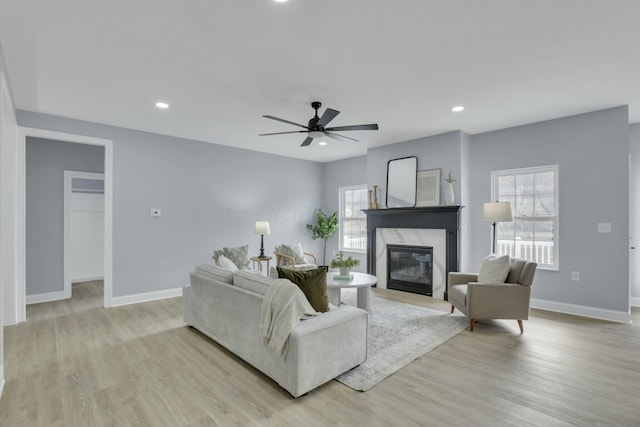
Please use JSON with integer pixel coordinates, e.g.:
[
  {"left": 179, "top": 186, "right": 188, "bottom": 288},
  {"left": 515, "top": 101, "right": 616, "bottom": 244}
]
[
  {"left": 233, "top": 270, "right": 275, "bottom": 295},
  {"left": 277, "top": 267, "right": 329, "bottom": 312},
  {"left": 223, "top": 245, "right": 250, "bottom": 269},
  {"left": 216, "top": 254, "right": 239, "bottom": 272},
  {"left": 281, "top": 243, "right": 307, "bottom": 264},
  {"left": 194, "top": 263, "right": 234, "bottom": 284},
  {"left": 478, "top": 254, "right": 510, "bottom": 283}
]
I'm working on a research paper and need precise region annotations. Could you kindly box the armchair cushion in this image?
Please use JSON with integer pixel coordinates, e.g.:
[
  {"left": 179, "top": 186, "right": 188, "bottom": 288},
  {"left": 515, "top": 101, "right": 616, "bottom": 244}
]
[{"left": 477, "top": 254, "right": 511, "bottom": 283}]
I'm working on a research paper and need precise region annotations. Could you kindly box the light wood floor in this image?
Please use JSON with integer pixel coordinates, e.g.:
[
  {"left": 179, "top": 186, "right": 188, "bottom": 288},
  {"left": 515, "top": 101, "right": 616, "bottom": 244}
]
[{"left": 2, "top": 283, "right": 639, "bottom": 427}]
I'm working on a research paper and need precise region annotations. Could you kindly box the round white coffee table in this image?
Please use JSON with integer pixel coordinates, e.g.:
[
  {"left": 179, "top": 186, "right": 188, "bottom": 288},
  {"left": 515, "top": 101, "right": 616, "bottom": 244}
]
[{"left": 326, "top": 272, "right": 378, "bottom": 311}]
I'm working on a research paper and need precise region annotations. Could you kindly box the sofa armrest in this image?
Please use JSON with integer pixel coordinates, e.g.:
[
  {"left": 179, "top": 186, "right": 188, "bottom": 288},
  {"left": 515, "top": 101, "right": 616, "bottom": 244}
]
[
  {"left": 287, "top": 305, "right": 367, "bottom": 397},
  {"left": 466, "top": 283, "right": 532, "bottom": 320},
  {"left": 448, "top": 272, "right": 479, "bottom": 287}
]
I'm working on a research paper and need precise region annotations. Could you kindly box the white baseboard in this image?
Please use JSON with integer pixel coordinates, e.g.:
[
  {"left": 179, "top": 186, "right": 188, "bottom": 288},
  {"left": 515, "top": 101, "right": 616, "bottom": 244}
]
[
  {"left": 531, "top": 298, "right": 631, "bottom": 324},
  {"left": 26, "top": 290, "right": 67, "bottom": 305},
  {"left": 630, "top": 296, "right": 640, "bottom": 308},
  {"left": 111, "top": 287, "right": 183, "bottom": 307},
  {"left": 72, "top": 276, "right": 104, "bottom": 284}
]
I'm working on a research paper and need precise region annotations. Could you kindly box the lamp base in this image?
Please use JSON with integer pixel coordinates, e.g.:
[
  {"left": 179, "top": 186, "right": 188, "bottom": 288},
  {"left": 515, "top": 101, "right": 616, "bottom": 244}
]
[{"left": 259, "top": 234, "right": 265, "bottom": 258}]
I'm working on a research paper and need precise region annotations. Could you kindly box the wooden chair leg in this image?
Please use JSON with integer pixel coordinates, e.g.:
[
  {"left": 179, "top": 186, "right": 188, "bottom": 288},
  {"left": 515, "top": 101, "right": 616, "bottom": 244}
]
[
  {"left": 450, "top": 305, "right": 455, "bottom": 314},
  {"left": 469, "top": 319, "right": 475, "bottom": 332},
  {"left": 517, "top": 319, "right": 524, "bottom": 333}
]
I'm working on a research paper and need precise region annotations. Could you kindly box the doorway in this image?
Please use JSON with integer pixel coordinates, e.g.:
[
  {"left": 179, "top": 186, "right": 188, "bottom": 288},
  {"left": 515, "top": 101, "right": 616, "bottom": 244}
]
[{"left": 64, "top": 171, "right": 105, "bottom": 299}]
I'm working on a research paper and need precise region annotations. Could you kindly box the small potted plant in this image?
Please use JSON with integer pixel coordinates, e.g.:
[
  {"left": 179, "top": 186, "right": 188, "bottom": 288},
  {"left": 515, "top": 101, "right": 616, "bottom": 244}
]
[{"left": 330, "top": 251, "right": 361, "bottom": 277}]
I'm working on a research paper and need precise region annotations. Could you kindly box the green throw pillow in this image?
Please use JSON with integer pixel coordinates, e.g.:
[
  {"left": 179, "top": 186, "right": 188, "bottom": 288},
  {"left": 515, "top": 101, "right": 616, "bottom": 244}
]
[{"left": 277, "top": 267, "right": 329, "bottom": 313}]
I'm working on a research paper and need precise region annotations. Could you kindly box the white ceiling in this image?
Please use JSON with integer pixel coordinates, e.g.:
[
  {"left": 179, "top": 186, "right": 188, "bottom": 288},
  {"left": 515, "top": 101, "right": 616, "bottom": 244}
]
[{"left": 1, "top": 0, "right": 639, "bottom": 162}]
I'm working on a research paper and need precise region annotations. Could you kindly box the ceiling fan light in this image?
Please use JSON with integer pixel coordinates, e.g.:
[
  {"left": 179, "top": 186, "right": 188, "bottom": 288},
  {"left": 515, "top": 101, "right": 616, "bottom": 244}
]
[
  {"left": 318, "top": 141, "right": 328, "bottom": 146},
  {"left": 309, "top": 131, "right": 324, "bottom": 138}
]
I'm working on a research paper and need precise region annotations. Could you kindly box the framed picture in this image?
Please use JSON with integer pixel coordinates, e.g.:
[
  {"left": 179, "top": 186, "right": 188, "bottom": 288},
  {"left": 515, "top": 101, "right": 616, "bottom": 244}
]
[{"left": 416, "top": 169, "right": 441, "bottom": 207}]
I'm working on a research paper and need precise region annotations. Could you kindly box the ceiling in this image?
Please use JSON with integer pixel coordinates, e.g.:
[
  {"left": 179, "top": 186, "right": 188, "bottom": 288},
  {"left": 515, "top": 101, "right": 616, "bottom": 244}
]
[{"left": 1, "top": 0, "right": 639, "bottom": 163}]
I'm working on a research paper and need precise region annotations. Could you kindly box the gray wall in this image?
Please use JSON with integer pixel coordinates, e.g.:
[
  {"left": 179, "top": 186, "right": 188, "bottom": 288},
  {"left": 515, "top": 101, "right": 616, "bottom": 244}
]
[
  {"left": 468, "top": 106, "right": 630, "bottom": 312},
  {"left": 630, "top": 122, "right": 640, "bottom": 304},
  {"left": 0, "top": 41, "right": 15, "bottom": 111},
  {"left": 366, "top": 131, "right": 463, "bottom": 208},
  {"left": 322, "top": 156, "right": 367, "bottom": 270},
  {"left": 345, "top": 107, "right": 630, "bottom": 314},
  {"left": 18, "top": 111, "right": 324, "bottom": 298},
  {"left": 26, "top": 138, "right": 105, "bottom": 295}
]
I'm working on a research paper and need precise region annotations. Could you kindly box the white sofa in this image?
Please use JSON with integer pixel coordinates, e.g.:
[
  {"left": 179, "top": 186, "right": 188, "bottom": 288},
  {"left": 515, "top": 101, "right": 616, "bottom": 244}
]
[{"left": 183, "top": 265, "right": 368, "bottom": 397}]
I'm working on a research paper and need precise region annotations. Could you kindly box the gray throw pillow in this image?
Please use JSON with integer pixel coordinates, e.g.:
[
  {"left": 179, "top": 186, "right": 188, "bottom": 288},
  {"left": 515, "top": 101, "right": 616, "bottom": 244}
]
[
  {"left": 281, "top": 243, "right": 306, "bottom": 264},
  {"left": 223, "top": 245, "right": 250, "bottom": 270},
  {"left": 478, "top": 254, "right": 510, "bottom": 283}
]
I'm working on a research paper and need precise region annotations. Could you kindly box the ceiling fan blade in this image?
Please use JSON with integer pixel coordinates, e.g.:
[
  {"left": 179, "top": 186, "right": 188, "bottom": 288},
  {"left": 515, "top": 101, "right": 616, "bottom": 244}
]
[
  {"left": 262, "top": 115, "right": 308, "bottom": 129},
  {"left": 325, "top": 132, "right": 358, "bottom": 144},
  {"left": 317, "top": 108, "right": 340, "bottom": 127},
  {"left": 300, "top": 136, "right": 314, "bottom": 147},
  {"left": 259, "top": 131, "right": 307, "bottom": 136},
  {"left": 325, "top": 123, "right": 379, "bottom": 132}
]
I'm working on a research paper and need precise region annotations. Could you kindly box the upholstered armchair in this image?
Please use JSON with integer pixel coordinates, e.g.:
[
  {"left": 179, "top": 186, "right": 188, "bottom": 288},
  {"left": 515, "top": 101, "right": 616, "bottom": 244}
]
[
  {"left": 274, "top": 244, "right": 318, "bottom": 271},
  {"left": 449, "top": 256, "right": 537, "bottom": 333}
]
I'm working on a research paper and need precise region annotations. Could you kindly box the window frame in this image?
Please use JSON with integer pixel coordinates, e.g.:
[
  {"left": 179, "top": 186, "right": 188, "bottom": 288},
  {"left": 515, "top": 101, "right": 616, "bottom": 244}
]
[
  {"left": 491, "top": 165, "right": 559, "bottom": 270},
  {"left": 338, "top": 184, "right": 368, "bottom": 253}
]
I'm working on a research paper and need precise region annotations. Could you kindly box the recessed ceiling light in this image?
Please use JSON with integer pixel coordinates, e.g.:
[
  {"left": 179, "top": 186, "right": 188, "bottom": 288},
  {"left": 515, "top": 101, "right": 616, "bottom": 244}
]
[
  {"left": 273, "top": 0, "right": 288, "bottom": 3},
  {"left": 155, "top": 102, "right": 169, "bottom": 109},
  {"left": 318, "top": 141, "right": 328, "bottom": 146},
  {"left": 451, "top": 106, "right": 464, "bottom": 112}
]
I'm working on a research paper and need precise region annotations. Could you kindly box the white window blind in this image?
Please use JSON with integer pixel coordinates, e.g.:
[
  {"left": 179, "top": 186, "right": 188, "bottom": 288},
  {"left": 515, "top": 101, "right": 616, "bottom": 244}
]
[
  {"left": 492, "top": 165, "right": 559, "bottom": 269},
  {"left": 339, "top": 185, "right": 368, "bottom": 252}
]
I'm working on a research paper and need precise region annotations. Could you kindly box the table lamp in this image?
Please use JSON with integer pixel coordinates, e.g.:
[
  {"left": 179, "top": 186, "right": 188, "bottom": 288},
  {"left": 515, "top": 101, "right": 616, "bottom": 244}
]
[{"left": 255, "top": 221, "right": 271, "bottom": 258}]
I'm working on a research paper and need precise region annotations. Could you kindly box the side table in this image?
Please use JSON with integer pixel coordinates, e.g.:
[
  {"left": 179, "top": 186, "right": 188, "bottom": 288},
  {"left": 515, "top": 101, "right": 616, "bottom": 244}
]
[{"left": 250, "top": 256, "right": 272, "bottom": 275}]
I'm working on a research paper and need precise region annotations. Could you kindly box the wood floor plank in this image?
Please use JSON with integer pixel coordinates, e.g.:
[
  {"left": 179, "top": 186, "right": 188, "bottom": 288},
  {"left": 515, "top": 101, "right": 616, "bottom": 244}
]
[{"left": 1, "top": 281, "right": 639, "bottom": 426}]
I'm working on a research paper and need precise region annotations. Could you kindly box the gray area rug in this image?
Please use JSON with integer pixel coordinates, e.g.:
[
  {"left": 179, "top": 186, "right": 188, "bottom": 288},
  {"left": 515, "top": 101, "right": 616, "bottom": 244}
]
[{"left": 336, "top": 289, "right": 468, "bottom": 391}]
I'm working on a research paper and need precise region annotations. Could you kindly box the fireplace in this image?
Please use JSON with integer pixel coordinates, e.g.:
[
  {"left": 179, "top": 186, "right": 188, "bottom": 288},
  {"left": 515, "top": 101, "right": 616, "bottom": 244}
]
[
  {"left": 363, "top": 206, "right": 463, "bottom": 300},
  {"left": 387, "top": 245, "right": 433, "bottom": 296}
]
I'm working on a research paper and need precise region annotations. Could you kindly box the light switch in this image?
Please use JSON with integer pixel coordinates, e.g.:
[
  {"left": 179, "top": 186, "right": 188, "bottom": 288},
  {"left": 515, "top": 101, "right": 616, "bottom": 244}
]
[
  {"left": 597, "top": 223, "right": 611, "bottom": 233},
  {"left": 151, "top": 209, "right": 161, "bottom": 217}
]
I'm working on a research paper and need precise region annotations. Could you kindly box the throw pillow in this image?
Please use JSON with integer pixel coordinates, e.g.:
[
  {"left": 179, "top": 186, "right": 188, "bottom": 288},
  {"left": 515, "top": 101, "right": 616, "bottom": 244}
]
[
  {"left": 478, "top": 254, "right": 511, "bottom": 283},
  {"left": 216, "top": 254, "right": 239, "bottom": 272},
  {"left": 277, "top": 267, "right": 329, "bottom": 312},
  {"left": 223, "top": 245, "right": 250, "bottom": 270},
  {"left": 282, "top": 243, "right": 306, "bottom": 264}
]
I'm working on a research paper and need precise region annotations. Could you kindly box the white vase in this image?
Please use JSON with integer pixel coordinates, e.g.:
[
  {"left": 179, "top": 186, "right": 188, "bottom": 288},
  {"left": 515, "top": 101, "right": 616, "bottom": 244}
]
[
  {"left": 445, "top": 182, "right": 455, "bottom": 205},
  {"left": 339, "top": 267, "right": 350, "bottom": 277}
]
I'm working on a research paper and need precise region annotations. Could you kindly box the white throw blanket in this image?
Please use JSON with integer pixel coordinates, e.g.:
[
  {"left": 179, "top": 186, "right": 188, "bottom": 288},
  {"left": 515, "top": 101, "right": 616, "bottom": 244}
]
[{"left": 260, "top": 279, "right": 318, "bottom": 357}]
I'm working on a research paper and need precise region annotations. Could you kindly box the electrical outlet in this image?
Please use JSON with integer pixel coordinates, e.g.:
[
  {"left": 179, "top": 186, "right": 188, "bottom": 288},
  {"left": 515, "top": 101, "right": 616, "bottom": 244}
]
[
  {"left": 571, "top": 271, "right": 580, "bottom": 281},
  {"left": 150, "top": 208, "right": 161, "bottom": 217}
]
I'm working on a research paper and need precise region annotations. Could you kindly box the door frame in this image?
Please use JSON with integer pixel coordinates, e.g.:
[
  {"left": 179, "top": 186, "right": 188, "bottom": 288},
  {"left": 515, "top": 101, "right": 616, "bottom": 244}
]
[
  {"left": 16, "top": 127, "right": 114, "bottom": 321},
  {"left": 64, "top": 171, "right": 105, "bottom": 299}
]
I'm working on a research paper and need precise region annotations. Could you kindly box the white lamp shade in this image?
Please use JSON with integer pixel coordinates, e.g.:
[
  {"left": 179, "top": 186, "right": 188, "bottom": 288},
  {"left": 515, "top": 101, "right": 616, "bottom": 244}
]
[
  {"left": 255, "top": 221, "right": 271, "bottom": 235},
  {"left": 483, "top": 202, "right": 513, "bottom": 222}
]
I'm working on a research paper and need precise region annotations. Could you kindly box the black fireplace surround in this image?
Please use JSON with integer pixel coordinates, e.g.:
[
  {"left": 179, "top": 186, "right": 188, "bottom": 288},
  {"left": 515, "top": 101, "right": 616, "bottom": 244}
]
[{"left": 363, "top": 206, "right": 463, "bottom": 300}]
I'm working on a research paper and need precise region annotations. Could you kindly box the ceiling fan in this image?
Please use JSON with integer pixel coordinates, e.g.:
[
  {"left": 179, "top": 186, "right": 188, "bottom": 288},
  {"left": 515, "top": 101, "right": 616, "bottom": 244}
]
[{"left": 260, "top": 101, "right": 379, "bottom": 147}]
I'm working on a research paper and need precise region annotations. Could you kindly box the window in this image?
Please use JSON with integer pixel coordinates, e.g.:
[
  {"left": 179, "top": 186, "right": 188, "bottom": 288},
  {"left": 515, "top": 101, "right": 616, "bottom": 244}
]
[
  {"left": 339, "top": 185, "right": 368, "bottom": 252},
  {"left": 492, "top": 165, "right": 558, "bottom": 269}
]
